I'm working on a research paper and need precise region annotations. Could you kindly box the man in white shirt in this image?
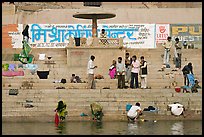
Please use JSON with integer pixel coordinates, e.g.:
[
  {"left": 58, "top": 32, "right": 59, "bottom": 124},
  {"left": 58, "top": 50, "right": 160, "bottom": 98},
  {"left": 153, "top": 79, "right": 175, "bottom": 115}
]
[
  {"left": 127, "top": 102, "right": 142, "bottom": 121},
  {"left": 116, "top": 57, "right": 126, "bottom": 89},
  {"left": 163, "top": 36, "right": 173, "bottom": 66},
  {"left": 168, "top": 103, "right": 184, "bottom": 116},
  {"left": 87, "top": 55, "right": 97, "bottom": 89},
  {"left": 130, "top": 55, "right": 140, "bottom": 89}
]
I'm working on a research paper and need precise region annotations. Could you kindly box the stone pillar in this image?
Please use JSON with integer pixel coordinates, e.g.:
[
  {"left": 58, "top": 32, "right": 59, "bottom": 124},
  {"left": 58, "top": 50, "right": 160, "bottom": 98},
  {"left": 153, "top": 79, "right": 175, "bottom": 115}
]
[{"left": 92, "top": 18, "right": 97, "bottom": 37}]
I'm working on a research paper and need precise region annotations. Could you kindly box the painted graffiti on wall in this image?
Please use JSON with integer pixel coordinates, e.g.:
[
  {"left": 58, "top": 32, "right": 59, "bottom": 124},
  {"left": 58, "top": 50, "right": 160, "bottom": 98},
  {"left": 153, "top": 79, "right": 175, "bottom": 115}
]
[
  {"left": 109, "top": 24, "right": 156, "bottom": 48},
  {"left": 156, "top": 24, "right": 170, "bottom": 43},
  {"left": 170, "top": 24, "right": 202, "bottom": 47},
  {"left": 9, "top": 24, "right": 156, "bottom": 48},
  {"left": 8, "top": 24, "right": 202, "bottom": 49}
]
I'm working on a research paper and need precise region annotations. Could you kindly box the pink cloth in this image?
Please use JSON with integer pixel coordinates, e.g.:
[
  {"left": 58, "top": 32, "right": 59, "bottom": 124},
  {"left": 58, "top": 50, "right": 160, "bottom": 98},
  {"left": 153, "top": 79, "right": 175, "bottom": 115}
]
[
  {"left": 109, "top": 67, "right": 116, "bottom": 79},
  {"left": 2, "top": 71, "right": 24, "bottom": 77},
  {"left": 131, "top": 60, "right": 140, "bottom": 73}
]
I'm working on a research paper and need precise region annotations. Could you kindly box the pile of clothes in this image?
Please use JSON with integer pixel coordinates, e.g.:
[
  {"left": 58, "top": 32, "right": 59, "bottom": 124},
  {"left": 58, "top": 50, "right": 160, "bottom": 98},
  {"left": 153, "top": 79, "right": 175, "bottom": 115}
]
[{"left": 94, "top": 74, "right": 104, "bottom": 79}]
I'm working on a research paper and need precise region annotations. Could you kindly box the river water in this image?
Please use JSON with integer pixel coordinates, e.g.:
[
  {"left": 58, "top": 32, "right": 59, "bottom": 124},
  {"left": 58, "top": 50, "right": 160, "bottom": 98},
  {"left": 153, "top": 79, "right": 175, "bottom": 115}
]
[{"left": 2, "top": 120, "right": 202, "bottom": 135}]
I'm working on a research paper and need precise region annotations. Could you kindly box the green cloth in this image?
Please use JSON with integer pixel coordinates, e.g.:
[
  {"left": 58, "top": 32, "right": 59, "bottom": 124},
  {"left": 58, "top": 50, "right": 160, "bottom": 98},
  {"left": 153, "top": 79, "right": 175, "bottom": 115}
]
[
  {"left": 13, "top": 54, "right": 19, "bottom": 61},
  {"left": 90, "top": 102, "right": 103, "bottom": 121},
  {"left": 18, "top": 40, "right": 33, "bottom": 64},
  {"left": 90, "top": 102, "right": 103, "bottom": 115},
  {"left": 23, "top": 40, "right": 32, "bottom": 57},
  {"left": 2, "top": 64, "right": 9, "bottom": 71}
]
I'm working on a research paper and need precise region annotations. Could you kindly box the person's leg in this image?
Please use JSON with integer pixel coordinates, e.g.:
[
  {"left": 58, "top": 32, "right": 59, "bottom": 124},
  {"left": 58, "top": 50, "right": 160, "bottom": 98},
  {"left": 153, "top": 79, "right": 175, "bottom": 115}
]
[
  {"left": 125, "top": 67, "right": 128, "bottom": 82},
  {"left": 135, "top": 73, "right": 139, "bottom": 88},
  {"left": 127, "top": 66, "right": 131, "bottom": 83},
  {"left": 92, "top": 76, "right": 96, "bottom": 89},
  {"left": 118, "top": 75, "right": 122, "bottom": 88},
  {"left": 144, "top": 75, "right": 147, "bottom": 88},
  {"left": 140, "top": 76, "right": 144, "bottom": 88},
  {"left": 163, "top": 49, "right": 167, "bottom": 64},
  {"left": 184, "top": 74, "right": 187, "bottom": 86},
  {"left": 87, "top": 74, "right": 92, "bottom": 89},
  {"left": 178, "top": 54, "right": 182, "bottom": 69},
  {"left": 175, "top": 57, "right": 179, "bottom": 68},
  {"left": 90, "top": 74, "right": 95, "bottom": 89},
  {"left": 130, "top": 72, "right": 135, "bottom": 88},
  {"left": 122, "top": 75, "right": 125, "bottom": 88},
  {"left": 166, "top": 50, "right": 170, "bottom": 65},
  {"left": 186, "top": 74, "right": 189, "bottom": 86}
]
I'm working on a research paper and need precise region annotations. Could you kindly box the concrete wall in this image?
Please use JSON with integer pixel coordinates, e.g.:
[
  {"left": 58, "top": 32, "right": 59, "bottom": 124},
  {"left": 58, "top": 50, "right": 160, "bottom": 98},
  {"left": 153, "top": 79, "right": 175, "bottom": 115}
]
[
  {"left": 2, "top": 8, "right": 202, "bottom": 25},
  {"left": 6, "top": 2, "right": 203, "bottom": 10},
  {"left": 66, "top": 46, "right": 125, "bottom": 77}
]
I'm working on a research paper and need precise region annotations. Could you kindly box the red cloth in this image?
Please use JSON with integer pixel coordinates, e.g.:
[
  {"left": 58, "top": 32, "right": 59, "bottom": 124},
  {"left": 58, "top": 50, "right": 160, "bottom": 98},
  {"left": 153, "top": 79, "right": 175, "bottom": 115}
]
[
  {"left": 55, "top": 112, "right": 59, "bottom": 126},
  {"left": 2, "top": 71, "right": 24, "bottom": 77}
]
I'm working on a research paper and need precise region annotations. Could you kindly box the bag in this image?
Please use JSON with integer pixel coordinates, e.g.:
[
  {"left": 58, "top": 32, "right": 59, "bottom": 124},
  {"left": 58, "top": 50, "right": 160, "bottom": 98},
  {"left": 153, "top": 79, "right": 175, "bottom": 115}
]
[
  {"left": 61, "top": 78, "right": 67, "bottom": 84},
  {"left": 166, "top": 64, "right": 170, "bottom": 68},
  {"left": 9, "top": 89, "right": 18, "bottom": 95}
]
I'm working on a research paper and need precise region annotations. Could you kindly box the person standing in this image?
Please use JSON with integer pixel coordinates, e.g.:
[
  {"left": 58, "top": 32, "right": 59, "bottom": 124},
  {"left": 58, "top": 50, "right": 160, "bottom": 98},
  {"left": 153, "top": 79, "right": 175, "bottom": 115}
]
[
  {"left": 182, "top": 62, "right": 193, "bottom": 86},
  {"left": 125, "top": 52, "right": 132, "bottom": 84},
  {"left": 140, "top": 56, "right": 148, "bottom": 89},
  {"left": 130, "top": 55, "right": 140, "bottom": 89},
  {"left": 87, "top": 55, "right": 97, "bottom": 89},
  {"left": 116, "top": 57, "right": 126, "bottom": 89},
  {"left": 22, "top": 25, "right": 30, "bottom": 43},
  {"left": 109, "top": 60, "right": 117, "bottom": 79},
  {"left": 162, "top": 36, "right": 173, "bottom": 66},
  {"left": 174, "top": 38, "right": 182, "bottom": 69}
]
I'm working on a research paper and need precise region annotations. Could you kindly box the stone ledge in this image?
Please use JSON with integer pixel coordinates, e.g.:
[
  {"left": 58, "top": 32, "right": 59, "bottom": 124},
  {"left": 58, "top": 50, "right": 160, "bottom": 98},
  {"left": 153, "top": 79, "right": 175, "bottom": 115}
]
[
  {"left": 2, "top": 4, "right": 16, "bottom": 15},
  {"left": 2, "top": 113, "right": 202, "bottom": 122}
]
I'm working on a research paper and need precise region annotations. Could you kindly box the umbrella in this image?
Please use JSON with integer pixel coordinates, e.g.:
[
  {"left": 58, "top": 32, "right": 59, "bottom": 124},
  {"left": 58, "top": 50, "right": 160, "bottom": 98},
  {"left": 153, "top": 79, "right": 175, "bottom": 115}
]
[{"left": 73, "top": 7, "right": 116, "bottom": 37}]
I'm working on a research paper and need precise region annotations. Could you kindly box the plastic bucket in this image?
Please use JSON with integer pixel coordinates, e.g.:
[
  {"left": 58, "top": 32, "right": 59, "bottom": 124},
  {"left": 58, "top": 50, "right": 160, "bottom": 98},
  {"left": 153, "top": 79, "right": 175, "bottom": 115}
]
[
  {"left": 126, "top": 104, "right": 132, "bottom": 111},
  {"left": 175, "top": 87, "right": 181, "bottom": 93}
]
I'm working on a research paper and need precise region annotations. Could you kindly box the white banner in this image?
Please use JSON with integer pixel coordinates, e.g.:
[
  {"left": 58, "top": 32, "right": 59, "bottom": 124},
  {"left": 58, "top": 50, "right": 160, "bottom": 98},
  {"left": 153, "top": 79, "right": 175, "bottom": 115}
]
[
  {"left": 9, "top": 24, "right": 157, "bottom": 48},
  {"left": 8, "top": 24, "right": 23, "bottom": 48},
  {"left": 156, "top": 24, "right": 170, "bottom": 43}
]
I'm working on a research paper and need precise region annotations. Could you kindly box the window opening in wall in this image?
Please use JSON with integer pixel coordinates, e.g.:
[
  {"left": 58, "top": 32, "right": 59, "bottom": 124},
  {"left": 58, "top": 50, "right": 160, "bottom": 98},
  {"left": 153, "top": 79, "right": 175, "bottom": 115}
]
[{"left": 84, "top": 2, "right": 101, "bottom": 7}]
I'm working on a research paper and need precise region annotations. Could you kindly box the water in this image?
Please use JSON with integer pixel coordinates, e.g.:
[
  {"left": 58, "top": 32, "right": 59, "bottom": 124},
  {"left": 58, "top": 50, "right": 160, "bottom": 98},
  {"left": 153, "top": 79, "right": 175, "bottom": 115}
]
[{"left": 2, "top": 120, "right": 202, "bottom": 135}]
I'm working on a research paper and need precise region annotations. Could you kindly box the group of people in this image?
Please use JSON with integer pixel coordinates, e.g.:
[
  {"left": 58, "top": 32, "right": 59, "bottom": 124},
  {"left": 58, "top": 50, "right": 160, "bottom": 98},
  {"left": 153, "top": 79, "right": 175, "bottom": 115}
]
[
  {"left": 87, "top": 54, "right": 148, "bottom": 89},
  {"left": 162, "top": 36, "right": 197, "bottom": 87},
  {"left": 109, "top": 53, "right": 148, "bottom": 89},
  {"left": 109, "top": 52, "right": 147, "bottom": 89},
  {"left": 87, "top": 36, "right": 197, "bottom": 89},
  {"left": 162, "top": 36, "right": 182, "bottom": 70},
  {"left": 55, "top": 100, "right": 103, "bottom": 124}
]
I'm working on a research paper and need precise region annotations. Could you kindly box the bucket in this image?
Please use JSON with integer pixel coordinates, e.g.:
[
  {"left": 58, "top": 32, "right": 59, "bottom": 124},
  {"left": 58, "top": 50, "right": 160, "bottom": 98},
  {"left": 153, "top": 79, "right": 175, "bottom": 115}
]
[
  {"left": 175, "top": 87, "right": 181, "bottom": 93},
  {"left": 126, "top": 104, "right": 132, "bottom": 111}
]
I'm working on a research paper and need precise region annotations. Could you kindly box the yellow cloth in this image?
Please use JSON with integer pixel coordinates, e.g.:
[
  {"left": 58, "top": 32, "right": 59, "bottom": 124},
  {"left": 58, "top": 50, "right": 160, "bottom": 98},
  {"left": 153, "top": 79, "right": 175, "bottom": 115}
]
[{"left": 90, "top": 102, "right": 102, "bottom": 114}]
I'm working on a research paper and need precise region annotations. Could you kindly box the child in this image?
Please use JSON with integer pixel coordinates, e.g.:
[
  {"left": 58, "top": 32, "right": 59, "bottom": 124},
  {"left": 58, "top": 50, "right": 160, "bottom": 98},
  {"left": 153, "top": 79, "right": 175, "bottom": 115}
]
[{"left": 109, "top": 60, "right": 116, "bottom": 79}]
